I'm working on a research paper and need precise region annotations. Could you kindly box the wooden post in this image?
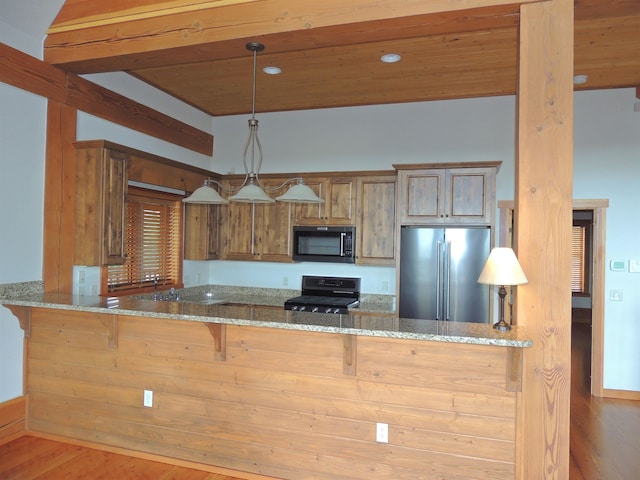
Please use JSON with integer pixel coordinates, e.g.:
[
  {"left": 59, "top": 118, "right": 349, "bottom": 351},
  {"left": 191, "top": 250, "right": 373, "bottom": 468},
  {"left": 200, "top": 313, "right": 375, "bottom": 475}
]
[
  {"left": 43, "top": 102, "right": 77, "bottom": 293},
  {"left": 515, "top": 0, "right": 574, "bottom": 478}
]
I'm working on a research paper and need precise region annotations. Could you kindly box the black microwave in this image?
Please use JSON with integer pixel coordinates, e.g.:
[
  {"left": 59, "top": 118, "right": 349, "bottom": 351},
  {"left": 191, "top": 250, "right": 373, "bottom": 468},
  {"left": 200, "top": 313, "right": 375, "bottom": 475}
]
[{"left": 292, "top": 226, "right": 355, "bottom": 263}]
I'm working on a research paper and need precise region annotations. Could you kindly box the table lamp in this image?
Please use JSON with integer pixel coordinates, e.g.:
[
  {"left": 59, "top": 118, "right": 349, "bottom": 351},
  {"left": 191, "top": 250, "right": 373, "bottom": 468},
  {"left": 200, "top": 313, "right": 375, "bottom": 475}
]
[{"left": 477, "top": 247, "right": 528, "bottom": 331}]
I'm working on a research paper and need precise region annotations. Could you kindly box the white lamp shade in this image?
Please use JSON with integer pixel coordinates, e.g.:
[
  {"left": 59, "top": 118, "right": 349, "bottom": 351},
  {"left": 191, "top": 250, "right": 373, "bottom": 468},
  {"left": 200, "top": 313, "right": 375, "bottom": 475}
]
[
  {"left": 276, "top": 183, "right": 324, "bottom": 203},
  {"left": 477, "top": 247, "right": 528, "bottom": 286},
  {"left": 228, "top": 183, "right": 275, "bottom": 203},
  {"left": 183, "top": 185, "right": 228, "bottom": 204}
]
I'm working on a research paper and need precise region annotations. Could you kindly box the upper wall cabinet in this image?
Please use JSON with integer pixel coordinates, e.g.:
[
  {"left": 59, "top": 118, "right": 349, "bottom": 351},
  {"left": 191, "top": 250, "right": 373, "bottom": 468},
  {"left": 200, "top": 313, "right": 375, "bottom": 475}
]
[
  {"left": 184, "top": 203, "right": 220, "bottom": 261},
  {"left": 220, "top": 177, "right": 293, "bottom": 262},
  {"left": 356, "top": 175, "right": 397, "bottom": 266},
  {"left": 396, "top": 162, "right": 500, "bottom": 226},
  {"left": 75, "top": 140, "right": 215, "bottom": 266},
  {"left": 293, "top": 176, "right": 356, "bottom": 225},
  {"left": 74, "top": 142, "right": 129, "bottom": 266}
]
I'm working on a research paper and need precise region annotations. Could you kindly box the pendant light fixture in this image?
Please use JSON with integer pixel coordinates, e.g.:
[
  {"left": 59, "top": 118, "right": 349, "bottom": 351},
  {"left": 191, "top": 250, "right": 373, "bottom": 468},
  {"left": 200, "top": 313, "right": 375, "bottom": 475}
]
[
  {"left": 228, "top": 42, "right": 274, "bottom": 203},
  {"left": 182, "top": 179, "right": 228, "bottom": 204},
  {"left": 183, "top": 42, "right": 323, "bottom": 205}
]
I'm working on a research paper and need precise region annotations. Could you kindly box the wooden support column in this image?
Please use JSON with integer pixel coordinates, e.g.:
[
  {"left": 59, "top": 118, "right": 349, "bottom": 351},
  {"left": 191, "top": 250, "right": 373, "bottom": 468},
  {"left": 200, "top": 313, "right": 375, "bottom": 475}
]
[
  {"left": 515, "top": 0, "right": 574, "bottom": 478},
  {"left": 43, "top": 102, "right": 77, "bottom": 294}
]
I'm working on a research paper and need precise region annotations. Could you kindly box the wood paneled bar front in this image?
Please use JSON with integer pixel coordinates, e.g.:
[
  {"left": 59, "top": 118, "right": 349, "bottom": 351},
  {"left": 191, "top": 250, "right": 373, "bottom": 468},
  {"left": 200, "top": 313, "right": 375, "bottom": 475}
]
[{"left": 2, "top": 295, "right": 531, "bottom": 480}]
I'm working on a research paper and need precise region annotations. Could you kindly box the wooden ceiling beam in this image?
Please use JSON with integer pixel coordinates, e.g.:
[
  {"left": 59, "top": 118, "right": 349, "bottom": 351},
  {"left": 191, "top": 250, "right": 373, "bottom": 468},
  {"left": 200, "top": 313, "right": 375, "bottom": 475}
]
[
  {"left": 44, "top": 0, "right": 534, "bottom": 73},
  {"left": 0, "top": 42, "right": 213, "bottom": 155}
]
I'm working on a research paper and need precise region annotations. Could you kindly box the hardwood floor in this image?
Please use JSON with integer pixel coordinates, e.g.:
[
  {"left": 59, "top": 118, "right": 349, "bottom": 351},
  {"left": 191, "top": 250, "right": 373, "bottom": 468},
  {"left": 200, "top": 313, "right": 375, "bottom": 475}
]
[
  {"left": 1, "top": 323, "right": 638, "bottom": 479},
  {"left": 0, "top": 436, "right": 250, "bottom": 479},
  {"left": 569, "top": 321, "right": 640, "bottom": 479}
]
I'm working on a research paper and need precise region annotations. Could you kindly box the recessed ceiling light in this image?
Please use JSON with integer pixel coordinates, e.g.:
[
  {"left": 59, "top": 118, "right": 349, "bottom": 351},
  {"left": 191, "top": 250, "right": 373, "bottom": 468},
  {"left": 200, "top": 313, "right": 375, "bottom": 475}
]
[
  {"left": 380, "top": 53, "right": 401, "bottom": 64},
  {"left": 573, "top": 74, "right": 588, "bottom": 85},
  {"left": 263, "top": 66, "right": 281, "bottom": 75}
]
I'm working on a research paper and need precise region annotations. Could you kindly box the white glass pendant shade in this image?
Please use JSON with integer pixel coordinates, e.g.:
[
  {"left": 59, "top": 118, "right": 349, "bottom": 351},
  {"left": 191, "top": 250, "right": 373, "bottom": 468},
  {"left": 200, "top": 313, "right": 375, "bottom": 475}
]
[
  {"left": 228, "top": 183, "right": 275, "bottom": 203},
  {"left": 276, "top": 182, "right": 324, "bottom": 203},
  {"left": 183, "top": 184, "right": 228, "bottom": 204}
]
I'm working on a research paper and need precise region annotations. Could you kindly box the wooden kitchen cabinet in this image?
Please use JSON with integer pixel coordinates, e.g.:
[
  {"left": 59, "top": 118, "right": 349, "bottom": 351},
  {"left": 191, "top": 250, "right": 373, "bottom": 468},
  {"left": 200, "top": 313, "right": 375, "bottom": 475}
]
[
  {"left": 184, "top": 203, "right": 220, "bottom": 260},
  {"left": 293, "top": 176, "right": 356, "bottom": 225},
  {"left": 356, "top": 175, "right": 397, "bottom": 265},
  {"left": 396, "top": 162, "right": 500, "bottom": 226},
  {"left": 220, "top": 177, "right": 292, "bottom": 261},
  {"left": 74, "top": 141, "right": 128, "bottom": 266},
  {"left": 259, "top": 178, "right": 294, "bottom": 262}
]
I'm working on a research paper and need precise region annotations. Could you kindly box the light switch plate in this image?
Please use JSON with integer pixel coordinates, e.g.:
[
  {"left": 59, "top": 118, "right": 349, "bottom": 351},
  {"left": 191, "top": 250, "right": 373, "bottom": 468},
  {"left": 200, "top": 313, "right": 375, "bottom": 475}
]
[{"left": 629, "top": 260, "right": 640, "bottom": 273}]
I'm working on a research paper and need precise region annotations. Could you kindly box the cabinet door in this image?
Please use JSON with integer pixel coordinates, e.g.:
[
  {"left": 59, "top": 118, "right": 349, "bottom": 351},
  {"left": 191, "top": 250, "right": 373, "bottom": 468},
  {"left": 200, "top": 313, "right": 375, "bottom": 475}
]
[
  {"left": 294, "top": 176, "right": 355, "bottom": 225},
  {"left": 356, "top": 175, "right": 396, "bottom": 265},
  {"left": 219, "top": 178, "right": 292, "bottom": 261},
  {"left": 292, "top": 178, "right": 323, "bottom": 224},
  {"left": 259, "top": 179, "right": 293, "bottom": 262},
  {"left": 184, "top": 203, "right": 220, "bottom": 260},
  {"left": 446, "top": 167, "right": 494, "bottom": 225},
  {"left": 75, "top": 145, "right": 128, "bottom": 266},
  {"left": 398, "top": 169, "right": 445, "bottom": 224},
  {"left": 102, "top": 149, "right": 128, "bottom": 265},
  {"left": 220, "top": 179, "right": 255, "bottom": 260}
]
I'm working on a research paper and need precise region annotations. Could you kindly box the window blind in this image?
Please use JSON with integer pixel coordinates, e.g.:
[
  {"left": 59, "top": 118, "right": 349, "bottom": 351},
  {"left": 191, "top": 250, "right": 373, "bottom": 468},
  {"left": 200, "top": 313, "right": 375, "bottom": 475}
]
[
  {"left": 571, "top": 225, "right": 586, "bottom": 293},
  {"left": 107, "top": 189, "right": 181, "bottom": 293}
]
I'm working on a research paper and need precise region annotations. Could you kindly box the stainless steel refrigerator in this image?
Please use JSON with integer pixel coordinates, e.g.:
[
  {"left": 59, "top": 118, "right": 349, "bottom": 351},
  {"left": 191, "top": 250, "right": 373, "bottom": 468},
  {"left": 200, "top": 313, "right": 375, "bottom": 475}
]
[{"left": 399, "top": 226, "right": 491, "bottom": 322}]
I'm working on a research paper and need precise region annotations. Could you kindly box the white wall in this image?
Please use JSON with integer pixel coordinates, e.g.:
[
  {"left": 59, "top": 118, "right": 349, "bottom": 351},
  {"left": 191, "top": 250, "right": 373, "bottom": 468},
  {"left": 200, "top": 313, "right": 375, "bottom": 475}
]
[
  {"left": 0, "top": 7, "right": 55, "bottom": 402},
  {"left": 573, "top": 89, "right": 640, "bottom": 390}
]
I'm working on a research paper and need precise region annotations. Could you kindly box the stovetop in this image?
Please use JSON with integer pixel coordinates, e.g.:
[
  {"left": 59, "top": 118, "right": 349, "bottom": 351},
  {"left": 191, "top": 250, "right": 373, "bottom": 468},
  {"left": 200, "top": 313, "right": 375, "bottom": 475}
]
[{"left": 284, "top": 276, "right": 361, "bottom": 314}]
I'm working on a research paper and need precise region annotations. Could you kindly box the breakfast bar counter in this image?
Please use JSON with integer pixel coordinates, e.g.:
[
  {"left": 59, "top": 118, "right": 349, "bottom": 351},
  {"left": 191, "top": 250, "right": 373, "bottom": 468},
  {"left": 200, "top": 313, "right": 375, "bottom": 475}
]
[
  {"left": 1, "top": 293, "right": 531, "bottom": 480},
  {"left": 1, "top": 292, "right": 531, "bottom": 348}
]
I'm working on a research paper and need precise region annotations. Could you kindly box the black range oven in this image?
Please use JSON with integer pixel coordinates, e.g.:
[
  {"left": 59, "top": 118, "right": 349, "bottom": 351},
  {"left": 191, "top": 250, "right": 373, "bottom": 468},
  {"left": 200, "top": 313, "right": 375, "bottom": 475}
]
[{"left": 284, "top": 275, "right": 361, "bottom": 314}]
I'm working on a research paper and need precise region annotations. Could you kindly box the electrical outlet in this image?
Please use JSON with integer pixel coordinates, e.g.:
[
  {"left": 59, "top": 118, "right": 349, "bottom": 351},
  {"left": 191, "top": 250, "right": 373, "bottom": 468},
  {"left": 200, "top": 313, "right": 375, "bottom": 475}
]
[
  {"left": 283, "top": 276, "right": 289, "bottom": 286},
  {"left": 610, "top": 290, "right": 623, "bottom": 301},
  {"left": 376, "top": 422, "right": 388, "bottom": 443},
  {"left": 381, "top": 281, "right": 389, "bottom": 292},
  {"left": 143, "top": 389, "right": 153, "bottom": 408}
]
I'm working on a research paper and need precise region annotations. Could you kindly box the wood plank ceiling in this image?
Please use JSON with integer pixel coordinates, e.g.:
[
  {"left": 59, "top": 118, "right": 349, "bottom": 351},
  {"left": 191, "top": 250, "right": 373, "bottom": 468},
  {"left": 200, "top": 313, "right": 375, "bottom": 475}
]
[{"left": 44, "top": 0, "right": 640, "bottom": 117}]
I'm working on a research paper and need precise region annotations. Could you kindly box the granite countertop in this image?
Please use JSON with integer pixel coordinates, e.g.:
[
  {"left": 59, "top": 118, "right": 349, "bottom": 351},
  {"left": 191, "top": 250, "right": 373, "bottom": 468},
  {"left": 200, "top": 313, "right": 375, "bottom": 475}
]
[{"left": 1, "top": 292, "right": 532, "bottom": 348}]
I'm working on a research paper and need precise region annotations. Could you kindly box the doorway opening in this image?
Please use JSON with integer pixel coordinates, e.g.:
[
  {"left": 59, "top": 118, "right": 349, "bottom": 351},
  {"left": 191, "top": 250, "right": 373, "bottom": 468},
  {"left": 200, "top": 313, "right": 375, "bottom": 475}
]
[{"left": 498, "top": 199, "right": 608, "bottom": 396}]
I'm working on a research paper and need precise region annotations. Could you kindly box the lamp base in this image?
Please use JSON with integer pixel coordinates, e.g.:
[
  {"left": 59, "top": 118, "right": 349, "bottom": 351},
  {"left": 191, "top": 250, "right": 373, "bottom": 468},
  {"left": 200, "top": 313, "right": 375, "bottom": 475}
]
[{"left": 493, "top": 320, "right": 511, "bottom": 331}]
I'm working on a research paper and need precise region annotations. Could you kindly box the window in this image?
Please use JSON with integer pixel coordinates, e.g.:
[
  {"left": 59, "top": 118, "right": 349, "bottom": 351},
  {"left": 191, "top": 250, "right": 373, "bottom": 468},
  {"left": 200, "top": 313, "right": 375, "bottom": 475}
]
[
  {"left": 571, "top": 219, "right": 591, "bottom": 295},
  {"left": 105, "top": 187, "right": 182, "bottom": 294}
]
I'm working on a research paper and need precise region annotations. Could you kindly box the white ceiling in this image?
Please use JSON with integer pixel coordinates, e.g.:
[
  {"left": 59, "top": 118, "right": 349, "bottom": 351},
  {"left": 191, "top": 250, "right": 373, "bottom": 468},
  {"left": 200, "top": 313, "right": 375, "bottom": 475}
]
[{"left": 0, "top": 0, "right": 63, "bottom": 39}]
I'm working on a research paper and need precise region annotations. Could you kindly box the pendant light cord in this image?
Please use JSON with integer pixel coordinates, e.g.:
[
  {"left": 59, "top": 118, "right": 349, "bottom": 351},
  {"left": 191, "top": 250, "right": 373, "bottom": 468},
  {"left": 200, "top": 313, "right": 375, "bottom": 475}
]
[{"left": 242, "top": 43, "right": 264, "bottom": 185}]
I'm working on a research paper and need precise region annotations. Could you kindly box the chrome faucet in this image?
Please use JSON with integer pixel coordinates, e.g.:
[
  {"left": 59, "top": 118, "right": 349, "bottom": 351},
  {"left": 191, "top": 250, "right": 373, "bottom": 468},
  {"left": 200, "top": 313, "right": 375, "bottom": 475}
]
[{"left": 152, "top": 276, "right": 179, "bottom": 301}]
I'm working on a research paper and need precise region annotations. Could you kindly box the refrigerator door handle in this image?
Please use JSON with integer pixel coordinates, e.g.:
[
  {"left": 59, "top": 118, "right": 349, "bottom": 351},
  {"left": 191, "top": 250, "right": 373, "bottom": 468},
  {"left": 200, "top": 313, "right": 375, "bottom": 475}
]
[
  {"left": 445, "top": 240, "right": 452, "bottom": 320},
  {"left": 436, "top": 241, "right": 442, "bottom": 320}
]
